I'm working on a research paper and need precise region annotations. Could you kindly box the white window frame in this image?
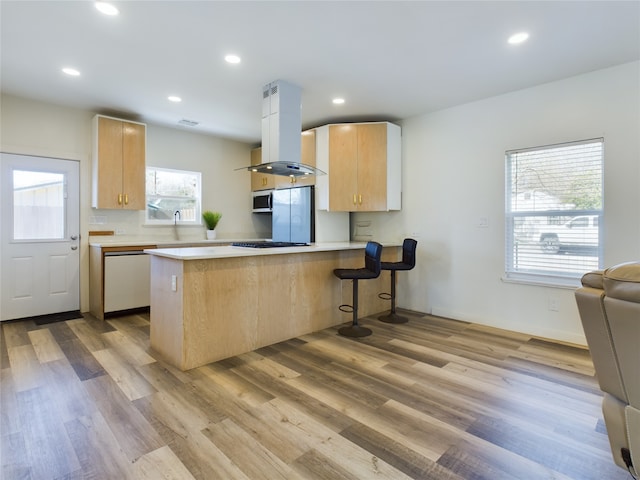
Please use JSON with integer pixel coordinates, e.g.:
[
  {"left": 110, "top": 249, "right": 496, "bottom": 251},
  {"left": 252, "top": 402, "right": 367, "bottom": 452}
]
[
  {"left": 505, "top": 138, "right": 604, "bottom": 287},
  {"left": 145, "top": 166, "right": 202, "bottom": 225}
]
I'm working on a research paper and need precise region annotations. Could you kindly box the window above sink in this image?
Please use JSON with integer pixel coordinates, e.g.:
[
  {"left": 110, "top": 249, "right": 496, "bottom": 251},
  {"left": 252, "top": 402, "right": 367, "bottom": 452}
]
[{"left": 145, "top": 166, "right": 202, "bottom": 225}]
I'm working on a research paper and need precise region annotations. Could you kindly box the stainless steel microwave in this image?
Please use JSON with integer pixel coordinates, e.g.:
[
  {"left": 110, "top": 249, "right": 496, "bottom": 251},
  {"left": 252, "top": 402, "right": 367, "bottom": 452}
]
[{"left": 252, "top": 189, "right": 273, "bottom": 213}]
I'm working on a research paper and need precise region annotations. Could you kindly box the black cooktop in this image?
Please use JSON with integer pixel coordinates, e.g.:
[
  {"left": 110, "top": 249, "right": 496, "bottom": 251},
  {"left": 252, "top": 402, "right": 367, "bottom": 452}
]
[{"left": 231, "top": 241, "right": 310, "bottom": 248}]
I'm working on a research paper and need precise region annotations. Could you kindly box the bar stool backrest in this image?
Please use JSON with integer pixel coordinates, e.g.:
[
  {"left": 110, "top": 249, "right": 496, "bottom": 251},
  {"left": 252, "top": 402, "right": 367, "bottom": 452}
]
[
  {"left": 402, "top": 238, "right": 418, "bottom": 268},
  {"left": 364, "top": 241, "right": 383, "bottom": 276}
]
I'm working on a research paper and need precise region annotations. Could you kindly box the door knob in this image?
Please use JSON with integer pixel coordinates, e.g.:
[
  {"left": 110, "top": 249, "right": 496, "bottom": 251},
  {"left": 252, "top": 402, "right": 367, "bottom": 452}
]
[
  {"left": 71, "top": 245, "right": 78, "bottom": 250},
  {"left": 70, "top": 235, "right": 78, "bottom": 240}
]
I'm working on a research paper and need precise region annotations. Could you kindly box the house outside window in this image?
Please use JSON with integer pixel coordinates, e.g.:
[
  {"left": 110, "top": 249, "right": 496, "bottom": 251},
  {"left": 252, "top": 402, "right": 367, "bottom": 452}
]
[
  {"left": 145, "top": 167, "right": 202, "bottom": 224},
  {"left": 505, "top": 138, "right": 603, "bottom": 286}
]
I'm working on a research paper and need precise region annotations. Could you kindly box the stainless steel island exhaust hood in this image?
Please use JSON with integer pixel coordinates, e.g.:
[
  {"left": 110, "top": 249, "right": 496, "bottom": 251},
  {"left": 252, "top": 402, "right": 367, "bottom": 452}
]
[{"left": 237, "top": 80, "right": 325, "bottom": 177}]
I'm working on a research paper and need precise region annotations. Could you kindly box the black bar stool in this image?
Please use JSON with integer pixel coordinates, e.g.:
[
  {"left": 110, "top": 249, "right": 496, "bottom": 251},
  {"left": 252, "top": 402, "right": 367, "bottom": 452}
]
[
  {"left": 378, "top": 238, "right": 417, "bottom": 324},
  {"left": 333, "top": 241, "right": 383, "bottom": 337}
]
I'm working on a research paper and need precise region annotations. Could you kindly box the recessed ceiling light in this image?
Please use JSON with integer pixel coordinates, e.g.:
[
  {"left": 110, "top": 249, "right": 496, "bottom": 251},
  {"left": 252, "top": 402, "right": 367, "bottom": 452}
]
[
  {"left": 95, "top": 2, "right": 119, "bottom": 16},
  {"left": 508, "top": 32, "right": 529, "bottom": 45},
  {"left": 225, "top": 54, "right": 241, "bottom": 64},
  {"left": 332, "top": 98, "right": 345, "bottom": 105},
  {"left": 62, "top": 67, "right": 80, "bottom": 76},
  {"left": 168, "top": 96, "right": 182, "bottom": 103}
]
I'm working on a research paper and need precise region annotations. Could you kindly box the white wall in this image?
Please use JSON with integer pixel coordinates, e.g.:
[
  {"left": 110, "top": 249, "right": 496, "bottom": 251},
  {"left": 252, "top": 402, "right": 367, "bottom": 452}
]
[
  {"left": 0, "top": 94, "right": 264, "bottom": 312},
  {"left": 353, "top": 62, "right": 640, "bottom": 344}
]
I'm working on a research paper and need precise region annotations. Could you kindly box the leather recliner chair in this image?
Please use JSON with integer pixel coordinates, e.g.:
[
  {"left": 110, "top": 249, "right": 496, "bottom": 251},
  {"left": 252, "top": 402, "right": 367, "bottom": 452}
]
[{"left": 575, "top": 261, "right": 640, "bottom": 478}]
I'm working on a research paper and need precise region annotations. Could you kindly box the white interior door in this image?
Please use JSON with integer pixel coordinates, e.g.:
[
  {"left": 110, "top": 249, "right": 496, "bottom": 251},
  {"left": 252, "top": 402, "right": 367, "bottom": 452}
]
[{"left": 1, "top": 153, "right": 80, "bottom": 321}]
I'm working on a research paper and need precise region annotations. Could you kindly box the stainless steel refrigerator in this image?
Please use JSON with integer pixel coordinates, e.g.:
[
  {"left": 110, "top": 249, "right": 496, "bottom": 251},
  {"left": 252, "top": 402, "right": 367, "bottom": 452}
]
[{"left": 272, "top": 186, "right": 314, "bottom": 243}]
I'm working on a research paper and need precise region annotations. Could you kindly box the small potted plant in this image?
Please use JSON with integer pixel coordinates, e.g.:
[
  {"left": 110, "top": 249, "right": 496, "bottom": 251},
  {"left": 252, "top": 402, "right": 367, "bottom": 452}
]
[{"left": 202, "top": 210, "right": 222, "bottom": 239}]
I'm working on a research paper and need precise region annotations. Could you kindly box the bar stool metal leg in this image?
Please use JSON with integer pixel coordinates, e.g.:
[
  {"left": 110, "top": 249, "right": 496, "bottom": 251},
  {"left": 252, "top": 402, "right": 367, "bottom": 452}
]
[
  {"left": 338, "top": 279, "right": 373, "bottom": 337},
  {"left": 334, "top": 241, "right": 382, "bottom": 338},
  {"left": 378, "top": 270, "right": 408, "bottom": 324}
]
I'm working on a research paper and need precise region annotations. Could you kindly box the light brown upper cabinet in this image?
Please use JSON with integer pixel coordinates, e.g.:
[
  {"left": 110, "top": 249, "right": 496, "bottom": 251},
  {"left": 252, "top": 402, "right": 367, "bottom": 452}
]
[
  {"left": 251, "top": 129, "right": 317, "bottom": 191},
  {"left": 274, "top": 129, "right": 317, "bottom": 189},
  {"left": 316, "top": 122, "right": 401, "bottom": 212},
  {"left": 92, "top": 115, "right": 146, "bottom": 210},
  {"left": 250, "top": 147, "right": 275, "bottom": 191}
]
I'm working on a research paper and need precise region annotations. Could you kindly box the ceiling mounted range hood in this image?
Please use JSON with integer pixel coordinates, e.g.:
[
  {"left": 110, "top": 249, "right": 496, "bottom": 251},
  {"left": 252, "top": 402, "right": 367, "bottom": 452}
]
[{"left": 237, "top": 80, "right": 325, "bottom": 177}]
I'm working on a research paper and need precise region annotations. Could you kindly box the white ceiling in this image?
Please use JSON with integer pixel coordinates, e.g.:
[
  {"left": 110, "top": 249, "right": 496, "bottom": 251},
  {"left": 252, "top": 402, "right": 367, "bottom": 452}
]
[{"left": 1, "top": 1, "right": 639, "bottom": 144}]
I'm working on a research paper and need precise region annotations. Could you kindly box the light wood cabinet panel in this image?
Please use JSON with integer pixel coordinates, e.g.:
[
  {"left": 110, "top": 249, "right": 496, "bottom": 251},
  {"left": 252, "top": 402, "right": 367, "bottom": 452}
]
[
  {"left": 318, "top": 122, "right": 400, "bottom": 212},
  {"left": 121, "top": 122, "right": 146, "bottom": 210},
  {"left": 95, "top": 117, "right": 123, "bottom": 208},
  {"left": 251, "top": 130, "right": 317, "bottom": 191},
  {"left": 328, "top": 124, "right": 358, "bottom": 211},
  {"left": 300, "top": 129, "right": 317, "bottom": 185},
  {"left": 356, "top": 123, "right": 387, "bottom": 211},
  {"left": 251, "top": 147, "right": 275, "bottom": 191},
  {"left": 275, "top": 129, "right": 317, "bottom": 189},
  {"left": 301, "top": 129, "right": 316, "bottom": 167},
  {"left": 92, "top": 115, "right": 146, "bottom": 209}
]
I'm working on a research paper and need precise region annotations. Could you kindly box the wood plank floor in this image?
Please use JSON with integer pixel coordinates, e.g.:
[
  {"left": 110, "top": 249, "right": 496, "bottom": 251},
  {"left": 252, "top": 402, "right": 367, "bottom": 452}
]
[{"left": 0, "top": 310, "right": 629, "bottom": 480}]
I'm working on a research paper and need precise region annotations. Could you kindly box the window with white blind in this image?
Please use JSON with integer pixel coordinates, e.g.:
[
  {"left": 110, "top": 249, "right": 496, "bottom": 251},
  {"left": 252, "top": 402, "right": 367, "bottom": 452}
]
[
  {"left": 145, "top": 167, "right": 202, "bottom": 225},
  {"left": 505, "top": 138, "right": 603, "bottom": 286}
]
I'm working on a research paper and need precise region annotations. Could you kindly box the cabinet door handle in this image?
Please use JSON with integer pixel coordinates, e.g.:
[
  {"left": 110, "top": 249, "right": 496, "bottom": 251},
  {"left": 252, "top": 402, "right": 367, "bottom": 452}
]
[
  {"left": 353, "top": 194, "right": 357, "bottom": 205},
  {"left": 118, "top": 193, "right": 123, "bottom": 205},
  {"left": 124, "top": 194, "right": 129, "bottom": 205},
  {"left": 358, "top": 194, "right": 362, "bottom": 205}
]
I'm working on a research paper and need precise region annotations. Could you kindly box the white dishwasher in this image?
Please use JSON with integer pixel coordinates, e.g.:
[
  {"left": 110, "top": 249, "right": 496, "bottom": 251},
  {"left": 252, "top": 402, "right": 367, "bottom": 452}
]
[{"left": 104, "top": 251, "right": 151, "bottom": 313}]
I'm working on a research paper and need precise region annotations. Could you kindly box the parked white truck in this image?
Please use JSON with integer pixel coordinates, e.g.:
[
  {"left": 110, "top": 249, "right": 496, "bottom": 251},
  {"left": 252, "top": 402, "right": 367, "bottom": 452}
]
[{"left": 539, "top": 215, "right": 599, "bottom": 254}]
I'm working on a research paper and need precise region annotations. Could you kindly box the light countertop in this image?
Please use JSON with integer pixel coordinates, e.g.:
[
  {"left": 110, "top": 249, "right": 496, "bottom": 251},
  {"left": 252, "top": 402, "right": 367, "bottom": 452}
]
[
  {"left": 144, "top": 242, "right": 399, "bottom": 260},
  {"left": 88, "top": 238, "right": 253, "bottom": 248}
]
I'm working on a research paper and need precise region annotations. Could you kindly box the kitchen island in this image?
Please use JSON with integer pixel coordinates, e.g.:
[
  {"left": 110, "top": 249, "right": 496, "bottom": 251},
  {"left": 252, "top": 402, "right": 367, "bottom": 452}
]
[{"left": 145, "top": 242, "right": 400, "bottom": 370}]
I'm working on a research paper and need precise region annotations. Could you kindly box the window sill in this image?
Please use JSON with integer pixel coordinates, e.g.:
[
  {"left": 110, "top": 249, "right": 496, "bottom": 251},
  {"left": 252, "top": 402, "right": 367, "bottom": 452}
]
[{"left": 501, "top": 273, "right": 581, "bottom": 289}]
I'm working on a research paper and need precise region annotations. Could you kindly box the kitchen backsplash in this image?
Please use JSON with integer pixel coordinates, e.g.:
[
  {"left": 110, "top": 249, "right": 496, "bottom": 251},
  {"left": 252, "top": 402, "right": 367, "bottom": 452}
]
[{"left": 89, "top": 208, "right": 271, "bottom": 242}]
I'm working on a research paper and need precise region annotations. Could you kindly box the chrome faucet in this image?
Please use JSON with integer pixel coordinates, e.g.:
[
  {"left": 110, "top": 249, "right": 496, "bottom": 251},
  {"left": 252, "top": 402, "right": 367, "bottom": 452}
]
[{"left": 173, "top": 210, "right": 181, "bottom": 240}]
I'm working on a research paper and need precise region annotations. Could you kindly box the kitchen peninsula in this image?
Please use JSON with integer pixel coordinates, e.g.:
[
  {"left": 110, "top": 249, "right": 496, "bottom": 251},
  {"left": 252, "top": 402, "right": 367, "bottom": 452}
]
[{"left": 145, "top": 242, "right": 400, "bottom": 370}]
